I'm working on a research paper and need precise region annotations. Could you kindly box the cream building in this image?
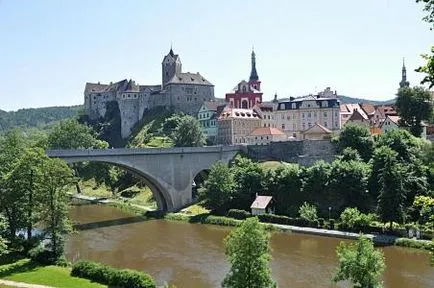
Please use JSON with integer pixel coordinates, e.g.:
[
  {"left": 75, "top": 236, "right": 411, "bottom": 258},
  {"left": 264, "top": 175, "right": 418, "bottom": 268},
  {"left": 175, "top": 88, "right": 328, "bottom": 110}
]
[
  {"left": 274, "top": 91, "right": 341, "bottom": 139},
  {"left": 217, "top": 108, "right": 261, "bottom": 145},
  {"left": 247, "top": 127, "right": 287, "bottom": 145}
]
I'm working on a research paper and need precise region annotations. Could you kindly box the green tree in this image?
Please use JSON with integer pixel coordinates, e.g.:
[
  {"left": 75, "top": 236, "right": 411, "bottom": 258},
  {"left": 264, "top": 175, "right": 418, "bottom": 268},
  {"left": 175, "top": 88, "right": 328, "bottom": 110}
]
[
  {"left": 338, "top": 123, "right": 373, "bottom": 161},
  {"left": 222, "top": 217, "right": 276, "bottom": 288},
  {"left": 0, "top": 215, "right": 8, "bottom": 256},
  {"left": 162, "top": 113, "right": 185, "bottom": 136},
  {"left": 0, "top": 130, "right": 28, "bottom": 239},
  {"left": 198, "top": 162, "right": 234, "bottom": 212},
  {"left": 377, "top": 157, "right": 409, "bottom": 229},
  {"left": 416, "top": 46, "right": 434, "bottom": 89},
  {"left": 6, "top": 148, "right": 47, "bottom": 244},
  {"left": 298, "top": 202, "right": 318, "bottom": 223},
  {"left": 369, "top": 146, "right": 399, "bottom": 201},
  {"left": 328, "top": 160, "right": 371, "bottom": 212},
  {"left": 170, "top": 115, "right": 206, "bottom": 147},
  {"left": 396, "top": 87, "right": 433, "bottom": 137},
  {"left": 47, "top": 119, "right": 108, "bottom": 149},
  {"left": 301, "top": 161, "right": 331, "bottom": 210},
  {"left": 39, "top": 158, "right": 75, "bottom": 258},
  {"left": 416, "top": 0, "right": 434, "bottom": 30},
  {"left": 338, "top": 147, "right": 363, "bottom": 162},
  {"left": 264, "top": 163, "right": 302, "bottom": 215},
  {"left": 375, "top": 129, "right": 421, "bottom": 162},
  {"left": 333, "top": 236, "right": 385, "bottom": 288},
  {"left": 231, "top": 157, "right": 264, "bottom": 210}
]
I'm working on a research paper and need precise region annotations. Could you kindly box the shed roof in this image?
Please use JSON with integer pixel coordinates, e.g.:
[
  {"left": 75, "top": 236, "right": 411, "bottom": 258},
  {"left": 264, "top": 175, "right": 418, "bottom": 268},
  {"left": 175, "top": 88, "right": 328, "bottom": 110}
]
[{"left": 250, "top": 196, "right": 273, "bottom": 209}]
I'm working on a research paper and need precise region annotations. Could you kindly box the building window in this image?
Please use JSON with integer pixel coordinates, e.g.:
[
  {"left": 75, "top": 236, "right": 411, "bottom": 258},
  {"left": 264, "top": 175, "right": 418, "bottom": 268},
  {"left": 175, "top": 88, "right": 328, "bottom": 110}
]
[
  {"left": 292, "top": 103, "right": 296, "bottom": 109},
  {"left": 302, "top": 113, "right": 305, "bottom": 118},
  {"left": 324, "top": 122, "right": 328, "bottom": 127},
  {"left": 324, "top": 112, "right": 328, "bottom": 117},
  {"left": 287, "top": 115, "right": 290, "bottom": 120},
  {"left": 308, "top": 123, "right": 312, "bottom": 127},
  {"left": 282, "top": 124, "right": 285, "bottom": 129},
  {"left": 308, "top": 112, "right": 311, "bottom": 118}
]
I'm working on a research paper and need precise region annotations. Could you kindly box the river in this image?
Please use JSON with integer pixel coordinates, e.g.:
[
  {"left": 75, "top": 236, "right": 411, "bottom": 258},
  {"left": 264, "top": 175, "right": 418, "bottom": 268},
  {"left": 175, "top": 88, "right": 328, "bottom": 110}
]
[{"left": 65, "top": 203, "right": 434, "bottom": 288}]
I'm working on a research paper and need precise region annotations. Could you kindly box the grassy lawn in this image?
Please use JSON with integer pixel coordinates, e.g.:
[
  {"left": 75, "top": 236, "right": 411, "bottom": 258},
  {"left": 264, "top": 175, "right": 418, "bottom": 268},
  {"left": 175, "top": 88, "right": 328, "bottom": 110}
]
[
  {"left": 0, "top": 259, "right": 105, "bottom": 288},
  {"left": 259, "top": 161, "right": 286, "bottom": 169},
  {"left": 179, "top": 202, "right": 211, "bottom": 216}
]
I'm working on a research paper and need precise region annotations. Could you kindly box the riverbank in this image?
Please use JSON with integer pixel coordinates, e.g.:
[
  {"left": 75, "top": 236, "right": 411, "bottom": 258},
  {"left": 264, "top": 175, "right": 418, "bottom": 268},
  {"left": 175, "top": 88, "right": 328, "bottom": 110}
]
[{"left": 71, "top": 196, "right": 433, "bottom": 251}]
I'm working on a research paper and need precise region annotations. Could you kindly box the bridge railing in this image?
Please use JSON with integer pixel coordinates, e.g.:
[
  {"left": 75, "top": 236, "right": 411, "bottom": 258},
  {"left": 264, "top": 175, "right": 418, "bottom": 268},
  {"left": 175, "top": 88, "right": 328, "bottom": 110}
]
[{"left": 46, "top": 145, "right": 245, "bottom": 158}]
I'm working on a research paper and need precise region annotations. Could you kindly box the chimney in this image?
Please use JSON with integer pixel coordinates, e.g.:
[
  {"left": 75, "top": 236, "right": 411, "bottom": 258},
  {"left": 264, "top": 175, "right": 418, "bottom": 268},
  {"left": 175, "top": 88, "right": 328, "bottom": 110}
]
[{"left": 255, "top": 193, "right": 258, "bottom": 198}]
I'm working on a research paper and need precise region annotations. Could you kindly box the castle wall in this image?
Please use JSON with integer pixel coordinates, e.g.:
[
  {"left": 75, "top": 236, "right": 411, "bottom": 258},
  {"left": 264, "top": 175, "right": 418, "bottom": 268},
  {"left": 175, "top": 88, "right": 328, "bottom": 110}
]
[
  {"left": 117, "top": 92, "right": 141, "bottom": 138},
  {"left": 167, "top": 84, "right": 215, "bottom": 115},
  {"left": 87, "top": 92, "right": 116, "bottom": 119},
  {"left": 246, "top": 139, "right": 336, "bottom": 166}
]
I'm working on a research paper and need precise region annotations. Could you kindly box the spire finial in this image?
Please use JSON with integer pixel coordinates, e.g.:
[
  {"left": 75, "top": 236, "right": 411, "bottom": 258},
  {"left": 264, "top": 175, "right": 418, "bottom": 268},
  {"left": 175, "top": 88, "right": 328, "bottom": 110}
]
[
  {"left": 249, "top": 48, "right": 259, "bottom": 82},
  {"left": 169, "top": 42, "right": 174, "bottom": 57}
]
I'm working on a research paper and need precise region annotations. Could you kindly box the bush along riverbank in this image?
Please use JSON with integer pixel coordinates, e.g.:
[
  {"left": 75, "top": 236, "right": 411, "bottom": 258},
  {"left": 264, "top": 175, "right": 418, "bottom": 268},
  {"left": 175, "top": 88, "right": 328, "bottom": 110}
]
[{"left": 145, "top": 207, "right": 434, "bottom": 250}]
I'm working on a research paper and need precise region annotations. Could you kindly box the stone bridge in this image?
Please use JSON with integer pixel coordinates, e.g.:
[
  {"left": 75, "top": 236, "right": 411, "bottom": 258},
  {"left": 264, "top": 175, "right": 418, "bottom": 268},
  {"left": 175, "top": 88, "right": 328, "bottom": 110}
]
[{"left": 47, "top": 146, "right": 243, "bottom": 212}]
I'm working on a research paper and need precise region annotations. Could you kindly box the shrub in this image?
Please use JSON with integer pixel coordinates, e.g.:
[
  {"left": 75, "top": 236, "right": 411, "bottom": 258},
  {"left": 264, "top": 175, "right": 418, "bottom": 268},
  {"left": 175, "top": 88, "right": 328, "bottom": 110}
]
[
  {"left": 227, "top": 209, "right": 252, "bottom": 220},
  {"left": 298, "top": 202, "right": 318, "bottom": 223},
  {"left": 329, "top": 219, "right": 335, "bottom": 230},
  {"left": 318, "top": 218, "right": 325, "bottom": 228},
  {"left": 71, "top": 261, "right": 155, "bottom": 288},
  {"left": 257, "top": 214, "right": 310, "bottom": 227},
  {"left": 203, "top": 215, "right": 240, "bottom": 227},
  {"left": 394, "top": 238, "right": 434, "bottom": 251},
  {"left": 339, "top": 207, "right": 375, "bottom": 232},
  {"left": 28, "top": 245, "right": 57, "bottom": 265}
]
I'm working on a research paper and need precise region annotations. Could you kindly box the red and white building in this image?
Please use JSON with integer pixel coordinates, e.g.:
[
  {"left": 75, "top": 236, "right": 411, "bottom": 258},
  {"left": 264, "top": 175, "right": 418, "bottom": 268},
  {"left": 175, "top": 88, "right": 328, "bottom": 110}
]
[{"left": 225, "top": 50, "right": 263, "bottom": 109}]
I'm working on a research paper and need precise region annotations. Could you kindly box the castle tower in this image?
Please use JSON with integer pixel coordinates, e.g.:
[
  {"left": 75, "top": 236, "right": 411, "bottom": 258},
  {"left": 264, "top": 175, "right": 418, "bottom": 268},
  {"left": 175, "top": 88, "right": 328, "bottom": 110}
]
[
  {"left": 248, "top": 48, "right": 261, "bottom": 91},
  {"left": 399, "top": 58, "right": 410, "bottom": 88},
  {"left": 162, "top": 47, "right": 182, "bottom": 87}
]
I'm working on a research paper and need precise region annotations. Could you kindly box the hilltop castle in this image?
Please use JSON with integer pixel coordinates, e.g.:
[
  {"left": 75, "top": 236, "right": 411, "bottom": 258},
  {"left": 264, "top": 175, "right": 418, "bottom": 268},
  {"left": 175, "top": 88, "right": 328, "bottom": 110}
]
[{"left": 84, "top": 48, "right": 215, "bottom": 138}]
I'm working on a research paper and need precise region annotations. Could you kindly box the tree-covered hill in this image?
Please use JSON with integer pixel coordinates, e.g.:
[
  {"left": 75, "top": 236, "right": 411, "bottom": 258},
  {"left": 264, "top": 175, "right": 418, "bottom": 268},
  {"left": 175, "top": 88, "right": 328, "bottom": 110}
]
[
  {"left": 337, "top": 95, "right": 395, "bottom": 105},
  {"left": 0, "top": 105, "right": 83, "bottom": 133}
]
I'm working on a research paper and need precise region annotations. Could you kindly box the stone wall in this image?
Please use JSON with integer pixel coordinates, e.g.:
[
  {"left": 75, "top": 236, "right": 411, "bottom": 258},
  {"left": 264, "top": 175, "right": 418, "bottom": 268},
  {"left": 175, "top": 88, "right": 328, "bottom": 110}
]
[{"left": 246, "top": 139, "right": 337, "bottom": 166}]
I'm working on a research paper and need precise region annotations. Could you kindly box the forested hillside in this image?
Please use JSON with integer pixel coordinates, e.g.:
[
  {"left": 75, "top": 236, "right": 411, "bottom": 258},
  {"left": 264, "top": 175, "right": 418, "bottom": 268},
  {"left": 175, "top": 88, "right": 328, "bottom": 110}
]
[{"left": 0, "top": 105, "right": 82, "bottom": 133}]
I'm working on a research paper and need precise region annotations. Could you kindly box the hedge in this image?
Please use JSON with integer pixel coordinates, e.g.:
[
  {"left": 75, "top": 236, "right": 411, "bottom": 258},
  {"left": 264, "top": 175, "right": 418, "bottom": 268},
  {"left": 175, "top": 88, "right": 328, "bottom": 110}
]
[
  {"left": 71, "top": 261, "right": 155, "bottom": 288},
  {"left": 226, "top": 209, "right": 252, "bottom": 220},
  {"left": 257, "top": 214, "right": 310, "bottom": 227},
  {"left": 394, "top": 238, "right": 434, "bottom": 251}
]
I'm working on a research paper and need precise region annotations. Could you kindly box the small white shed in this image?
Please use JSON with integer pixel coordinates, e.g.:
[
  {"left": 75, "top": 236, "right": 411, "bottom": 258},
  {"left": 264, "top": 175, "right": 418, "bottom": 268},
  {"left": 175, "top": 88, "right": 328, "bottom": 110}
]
[{"left": 250, "top": 195, "right": 274, "bottom": 216}]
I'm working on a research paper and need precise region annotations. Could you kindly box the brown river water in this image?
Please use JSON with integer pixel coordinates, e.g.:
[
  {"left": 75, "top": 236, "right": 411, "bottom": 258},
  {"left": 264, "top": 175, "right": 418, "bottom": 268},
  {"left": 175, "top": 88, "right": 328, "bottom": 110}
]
[{"left": 65, "top": 203, "right": 434, "bottom": 288}]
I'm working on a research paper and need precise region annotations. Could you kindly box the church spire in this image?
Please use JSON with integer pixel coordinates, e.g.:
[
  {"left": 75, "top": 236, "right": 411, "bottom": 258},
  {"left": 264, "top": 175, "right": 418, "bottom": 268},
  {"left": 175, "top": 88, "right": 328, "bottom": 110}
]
[
  {"left": 399, "top": 58, "right": 410, "bottom": 88},
  {"left": 249, "top": 48, "right": 259, "bottom": 82}
]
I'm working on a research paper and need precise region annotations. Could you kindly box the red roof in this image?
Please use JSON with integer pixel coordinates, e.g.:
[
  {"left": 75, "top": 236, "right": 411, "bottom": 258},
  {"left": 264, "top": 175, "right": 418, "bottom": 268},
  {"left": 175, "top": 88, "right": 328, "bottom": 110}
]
[
  {"left": 251, "top": 196, "right": 273, "bottom": 209},
  {"left": 250, "top": 127, "right": 285, "bottom": 136}
]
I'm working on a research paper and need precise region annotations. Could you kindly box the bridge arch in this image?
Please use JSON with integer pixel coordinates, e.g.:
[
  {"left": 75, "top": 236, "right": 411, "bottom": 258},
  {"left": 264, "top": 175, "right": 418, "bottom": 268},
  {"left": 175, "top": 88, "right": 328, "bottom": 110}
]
[{"left": 47, "top": 146, "right": 242, "bottom": 211}]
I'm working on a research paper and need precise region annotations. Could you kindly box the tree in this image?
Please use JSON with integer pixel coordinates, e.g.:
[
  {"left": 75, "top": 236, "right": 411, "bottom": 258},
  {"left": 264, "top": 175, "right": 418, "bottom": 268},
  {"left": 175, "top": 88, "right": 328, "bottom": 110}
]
[
  {"left": 377, "top": 157, "right": 409, "bottom": 229},
  {"left": 333, "top": 236, "right": 385, "bottom": 288},
  {"left": 0, "top": 215, "right": 8, "bottom": 256},
  {"left": 375, "top": 129, "right": 421, "bottom": 162},
  {"left": 301, "top": 161, "right": 331, "bottom": 210},
  {"left": 0, "top": 130, "right": 29, "bottom": 239},
  {"left": 231, "top": 157, "right": 264, "bottom": 210},
  {"left": 416, "top": 46, "right": 434, "bottom": 89},
  {"left": 338, "top": 123, "right": 373, "bottom": 161},
  {"left": 328, "top": 160, "right": 371, "bottom": 212},
  {"left": 264, "top": 163, "right": 302, "bottom": 215},
  {"left": 170, "top": 115, "right": 206, "bottom": 147},
  {"left": 198, "top": 162, "right": 234, "bottom": 212},
  {"left": 396, "top": 87, "right": 433, "bottom": 137},
  {"left": 39, "top": 158, "right": 75, "bottom": 258},
  {"left": 369, "top": 146, "right": 399, "bottom": 201},
  {"left": 416, "top": 0, "right": 434, "bottom": 30},
  {"left": 47, "top": 119, "right": 108, "bottom": 150},
  {"left": 338, "top": 147, "right": 363, "bottom": 162},
  {"left": 222, "top": 217, "right": 276, "bottom": 288},
  {"left": 162, "top": 113, "right": 185, "bottom": 136}
]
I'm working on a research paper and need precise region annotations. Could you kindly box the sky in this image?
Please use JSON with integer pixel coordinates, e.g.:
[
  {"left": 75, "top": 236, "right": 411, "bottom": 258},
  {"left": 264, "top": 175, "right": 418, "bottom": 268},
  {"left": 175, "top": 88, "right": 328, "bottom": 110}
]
[{"left": 0, "top": 0, "right": 432, "bottom": 111}]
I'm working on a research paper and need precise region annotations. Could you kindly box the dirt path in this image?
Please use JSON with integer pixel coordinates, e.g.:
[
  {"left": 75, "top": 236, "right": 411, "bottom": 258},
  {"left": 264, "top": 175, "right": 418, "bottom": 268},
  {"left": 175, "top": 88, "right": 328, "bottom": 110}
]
[{"left": 0, "top": 279, "right": 54, "bottom": 288}]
